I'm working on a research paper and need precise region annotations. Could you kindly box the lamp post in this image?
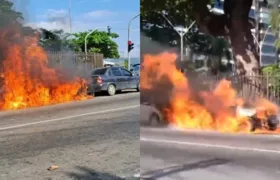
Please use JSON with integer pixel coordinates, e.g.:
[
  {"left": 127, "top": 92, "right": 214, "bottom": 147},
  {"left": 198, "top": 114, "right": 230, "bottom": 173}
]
[
  {"left": 128, "top": 14, "right": 140, "bottom": 69},
  {"left": 84, "top": 26, "right": 110, "bottom": 73},
  {"left": 252, "top": 25, "right": 271, "bottom": 66},
  {"left": 85, "top": 26, "right": 110, "bottom": 55},
  {"left": 160, "top": 12, "right": 195, "bottom": 72}
]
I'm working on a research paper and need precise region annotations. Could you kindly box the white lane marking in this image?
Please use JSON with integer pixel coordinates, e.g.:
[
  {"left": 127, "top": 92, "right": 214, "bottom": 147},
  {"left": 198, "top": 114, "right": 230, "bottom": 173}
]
[
  {"left": 0, "top": 105, "right": 139, "bottom": 131},
  {"left": 140, "top": 137, "right": 280, "bottom": 154},
  {"left": 142, "top": 127, "right": 280, "bottom": 139}
]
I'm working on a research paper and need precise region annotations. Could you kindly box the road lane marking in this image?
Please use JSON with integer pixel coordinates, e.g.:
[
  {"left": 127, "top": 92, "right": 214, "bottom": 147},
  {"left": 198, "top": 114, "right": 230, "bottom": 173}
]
[
  {"left": 141, "top": 127, "right": 280, "bottom": 139},
  {"left": 140, "top": 137, "right": 280, "bottom": 154},
  {"left": 0, "top": 105, "right": 139, "bottom": 131}
]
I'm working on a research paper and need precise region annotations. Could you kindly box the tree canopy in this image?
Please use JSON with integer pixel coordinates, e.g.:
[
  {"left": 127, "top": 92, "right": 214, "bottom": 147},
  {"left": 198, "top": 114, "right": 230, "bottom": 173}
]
[
  {"left": 0, "top": 0, "right": 120, "bottom": 59},
  {"left": 0, "top": 0, "right": 23, "bottom": 28},
  {"left": 70, "top": 30, "right": 120, "bottom": 58},
  {"left": 142, "top": 0, "right": 263, "bottom": 77},
  {"left": 38, "top": 28, "right": 121, "bottom": 59},
  {"left": 141, "top": 0, "right": 227, "bottom": 54}
]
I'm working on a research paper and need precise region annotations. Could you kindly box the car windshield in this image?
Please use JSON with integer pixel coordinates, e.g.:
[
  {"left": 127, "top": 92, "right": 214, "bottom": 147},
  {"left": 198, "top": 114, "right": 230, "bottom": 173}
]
[
  {"left": 92, "top": 68, "right": 107, "bottom": 75},
  {"left": 134, "top": 65, "right": 140, "bottom": 71}
]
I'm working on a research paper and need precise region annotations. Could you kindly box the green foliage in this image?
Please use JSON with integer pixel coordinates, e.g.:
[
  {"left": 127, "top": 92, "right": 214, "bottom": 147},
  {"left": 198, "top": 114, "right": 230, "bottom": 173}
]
[
  {"left": 38, "top": 28, "right": 120, "bottom": 58},
  {"left": 124, "top": 59, "right": 128, "bottom": 69},
  {"left": 141, "top": 0, "right": 231, "bottom": 74},
  {"left": 141, "top": 0, "right": 216, "bottom": 27},
  {"left": 262, "top": 64, "right": 280, "bottom": 75},
  {"left": 141, "top": 0, "right": 228, "bottom": 56},
  {"left": 211, "top": 37, "right": 229, "bottom": 56},
  {"left": 262, "top": 64, "right": 280, "bottom": 92},
  {"left": 0, "top": 0, "right": 23, "bottom": 27},
  {"left": 71, "top": 30, "right": 120, "bottom": 58}
]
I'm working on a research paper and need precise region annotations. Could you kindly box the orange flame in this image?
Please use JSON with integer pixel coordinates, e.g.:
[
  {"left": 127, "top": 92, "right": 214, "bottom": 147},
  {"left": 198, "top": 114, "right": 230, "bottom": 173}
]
[
  {"left": 0, "top": 28, "right": 89, "bottom": 110},
  {"left": 141, "top": 52, "right": 279, "bottom": 133}
]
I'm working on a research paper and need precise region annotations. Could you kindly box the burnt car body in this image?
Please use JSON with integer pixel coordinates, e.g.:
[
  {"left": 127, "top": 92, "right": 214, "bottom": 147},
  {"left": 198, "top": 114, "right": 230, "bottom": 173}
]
[
  {"left": 236, "top": 106, "right": 279, "bottom": 131},
  {"left": 87, "top": 66, "right": 140, "bottom": 96}
]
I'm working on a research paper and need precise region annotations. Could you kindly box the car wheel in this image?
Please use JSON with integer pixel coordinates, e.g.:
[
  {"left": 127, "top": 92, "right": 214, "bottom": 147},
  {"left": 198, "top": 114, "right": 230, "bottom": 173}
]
[
  {"left": 149, "top": 113, "right": 160, "bottom": 126},
  {"left": 107, "top": 84, "right": 116, "bottom": 96},
  {"left": 267, "top": 115, "right": 279, "bottom": 131}
]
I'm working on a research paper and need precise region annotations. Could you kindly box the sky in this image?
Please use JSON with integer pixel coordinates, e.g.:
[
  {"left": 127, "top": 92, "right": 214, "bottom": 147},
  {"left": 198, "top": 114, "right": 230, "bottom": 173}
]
[{"left": 11, "top": 0, "right": 140, "bottom": 58}]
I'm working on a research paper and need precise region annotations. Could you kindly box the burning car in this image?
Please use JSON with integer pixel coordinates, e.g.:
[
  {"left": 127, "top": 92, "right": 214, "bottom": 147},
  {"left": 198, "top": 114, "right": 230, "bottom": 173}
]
[{"left": 236, "top": 106, "right": 279, "bottom": 132}]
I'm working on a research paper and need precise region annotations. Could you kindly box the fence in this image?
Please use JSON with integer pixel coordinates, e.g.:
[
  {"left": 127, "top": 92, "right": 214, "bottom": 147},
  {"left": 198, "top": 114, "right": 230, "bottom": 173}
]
[
  {"left": 46, "top": 51, "right": 104, "bottom": 76},
  {"left": 195, "top": 72, "right": 280, "bottom": 105}
]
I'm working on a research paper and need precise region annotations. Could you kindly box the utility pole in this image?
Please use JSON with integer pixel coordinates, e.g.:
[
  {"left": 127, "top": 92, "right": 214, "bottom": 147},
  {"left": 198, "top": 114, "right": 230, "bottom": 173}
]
[
  {"left": 128, "top": 14, "right": 140, "bottom": 69},
  {"left": 69, "top": 0, "right": 72, "bottom": 33}
]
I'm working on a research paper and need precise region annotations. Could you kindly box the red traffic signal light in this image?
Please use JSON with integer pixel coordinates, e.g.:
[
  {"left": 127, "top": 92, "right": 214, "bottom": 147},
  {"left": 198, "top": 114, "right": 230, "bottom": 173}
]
[{"left": 128, "top": 40, "right": 134, "bottom": 52}]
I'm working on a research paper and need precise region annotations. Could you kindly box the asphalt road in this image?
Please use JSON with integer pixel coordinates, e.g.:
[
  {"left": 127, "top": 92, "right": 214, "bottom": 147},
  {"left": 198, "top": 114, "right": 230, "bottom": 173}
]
[
  {"left": 141, "top": 126, "right": 280, "bottom": 180},
  {"left": 0, "top": 92, "right": 140, "bottom": 180}
]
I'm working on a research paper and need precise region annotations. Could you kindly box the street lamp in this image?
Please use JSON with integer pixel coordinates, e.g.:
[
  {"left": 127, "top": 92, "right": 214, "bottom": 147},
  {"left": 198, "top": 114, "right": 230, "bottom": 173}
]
[
  {"left": 84, "top": 26, "right": 110, "bottom": 55},
  {"left": 160, "top": 12, "right": 195, "bottom": 72},
  {"left": 128, "top": 14, "right": 140, "bottom": 69},
  {"left": 252, "top": 25, "right": 272, "bottom": 66}
]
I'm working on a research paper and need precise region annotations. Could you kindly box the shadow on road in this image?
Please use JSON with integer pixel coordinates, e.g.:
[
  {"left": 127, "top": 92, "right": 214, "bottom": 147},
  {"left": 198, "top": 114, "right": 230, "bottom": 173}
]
[
  {"left": 94, "top": 90, "right": 138, "bottom": 97},
  {"left": 65, "top": 166, "right": 126, "bottom": 180},
  {"left": 140, "top": 158, "right": 230, "bottom": 179}
]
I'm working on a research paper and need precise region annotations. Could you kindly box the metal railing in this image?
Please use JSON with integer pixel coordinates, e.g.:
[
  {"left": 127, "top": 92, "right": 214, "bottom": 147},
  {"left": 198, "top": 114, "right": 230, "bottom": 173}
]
[
  {"left": 46, "top": 51, "right": 104, "bottom": 77},
  {"left": 196, "top": 72, "right": 280, "bottom": 105}
]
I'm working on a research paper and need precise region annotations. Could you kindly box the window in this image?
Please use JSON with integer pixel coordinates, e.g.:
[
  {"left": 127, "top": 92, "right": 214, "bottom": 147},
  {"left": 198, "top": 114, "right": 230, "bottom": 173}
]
[
  {"left": 111, "top": 68, "right": 122, "bottom": 76},
  {"left": 262, "top": 45, "right": 276, "bottom": 54},
  {"left": 261, "top": 55, "right": 277, "bottom": 66},
  {"left": 121, "top": 68, "right": 132, "bottom": 76},
  {"left": 92, "top": 68, "right": 108, "bottom": 75},
  {"left": 134, "top": 65, "right": 140, "bottom": 71},
  {"left": 262, "top": 34, "right": 276, "bottom": 44},
  {"left": 107, "top": 69, "right": 112, "bottom": 76}
]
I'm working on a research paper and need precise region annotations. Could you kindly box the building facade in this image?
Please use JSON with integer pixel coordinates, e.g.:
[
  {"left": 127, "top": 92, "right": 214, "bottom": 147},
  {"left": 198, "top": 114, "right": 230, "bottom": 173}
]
[{"left": 213, "top": 0, "right": 278, "bottom": 66}]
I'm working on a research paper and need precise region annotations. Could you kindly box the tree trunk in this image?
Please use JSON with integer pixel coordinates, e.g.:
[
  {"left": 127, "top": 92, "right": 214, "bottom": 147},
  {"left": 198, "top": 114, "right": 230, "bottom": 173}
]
[
  {"left": 194, "top": 0, "right": 264, "bottom": 101},
  {"left": 194, "top": 0, "right": 260, "bottom": 76}
]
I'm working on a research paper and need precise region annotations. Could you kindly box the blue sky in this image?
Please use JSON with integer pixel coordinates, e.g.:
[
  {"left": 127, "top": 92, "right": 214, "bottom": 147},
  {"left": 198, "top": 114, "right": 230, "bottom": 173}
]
[{"left": 12, "top": 0, "right": 140, "bottom": 57}]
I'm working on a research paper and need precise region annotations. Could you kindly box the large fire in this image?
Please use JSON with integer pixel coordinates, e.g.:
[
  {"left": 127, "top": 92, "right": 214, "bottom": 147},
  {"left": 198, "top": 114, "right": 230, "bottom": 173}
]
[
  {"left": 0, "top": 28, "right": 89, "bottom": 110},
  {"left": 141, "top": 52, "right": 279, "bottom": 133}
]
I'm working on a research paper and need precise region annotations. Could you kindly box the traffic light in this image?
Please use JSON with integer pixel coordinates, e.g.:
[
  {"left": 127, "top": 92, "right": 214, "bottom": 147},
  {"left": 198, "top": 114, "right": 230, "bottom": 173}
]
[{"left": 128, "top": 40, "right": 134, "bottom": 52}]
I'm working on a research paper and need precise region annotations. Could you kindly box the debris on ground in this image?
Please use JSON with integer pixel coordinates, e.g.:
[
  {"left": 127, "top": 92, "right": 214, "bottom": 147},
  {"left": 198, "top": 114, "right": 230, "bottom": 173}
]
[{"left": 47, "top": 165, "right": 58, "bottom": 171}]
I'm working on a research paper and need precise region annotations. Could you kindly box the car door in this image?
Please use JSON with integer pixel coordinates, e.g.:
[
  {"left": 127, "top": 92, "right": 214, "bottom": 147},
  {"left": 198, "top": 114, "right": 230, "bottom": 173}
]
[
  {"left": 110, "top": 67, "right": 125, "bottom": 89},
  {"left": 120, "top": 68, "right": 134, "bottom": 88}
]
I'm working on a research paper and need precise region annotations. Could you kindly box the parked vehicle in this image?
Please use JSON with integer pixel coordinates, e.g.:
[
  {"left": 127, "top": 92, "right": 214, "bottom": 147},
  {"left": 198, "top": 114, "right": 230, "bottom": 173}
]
[
  {"left": 87, "top": 66, "right": 140, "bottom": 96},
  {"left": 236, "top": 106, "right": 279, "bottom": 131},
  {"left": 131, "top": 64, "right": 140, "bottom": 76},
  {"left": 140, "top": 101, "right": 164, "bottom": 126}
]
